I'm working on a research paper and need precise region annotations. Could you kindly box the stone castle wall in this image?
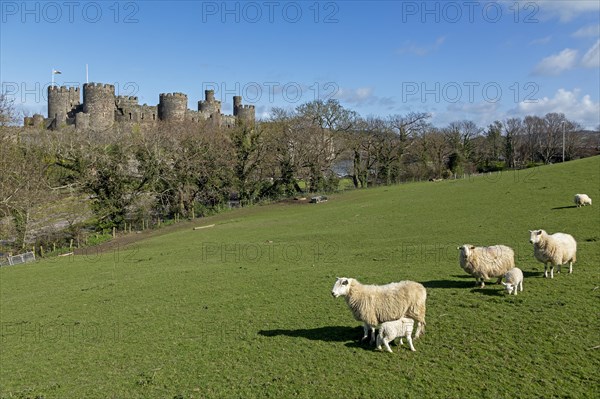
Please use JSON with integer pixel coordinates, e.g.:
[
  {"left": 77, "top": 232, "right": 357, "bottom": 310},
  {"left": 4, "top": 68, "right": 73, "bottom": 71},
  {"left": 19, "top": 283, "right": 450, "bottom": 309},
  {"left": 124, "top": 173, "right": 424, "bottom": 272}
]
[{"left": 30, "top": 81, "right": 255, "bottom": 130}]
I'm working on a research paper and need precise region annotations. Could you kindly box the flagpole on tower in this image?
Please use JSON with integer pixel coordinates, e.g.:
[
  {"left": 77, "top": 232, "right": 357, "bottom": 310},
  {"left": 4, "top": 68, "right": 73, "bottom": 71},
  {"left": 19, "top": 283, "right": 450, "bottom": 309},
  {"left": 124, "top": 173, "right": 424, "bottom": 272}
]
[{"left": 51, "top": 69, "right": 62, "bottom": 86}]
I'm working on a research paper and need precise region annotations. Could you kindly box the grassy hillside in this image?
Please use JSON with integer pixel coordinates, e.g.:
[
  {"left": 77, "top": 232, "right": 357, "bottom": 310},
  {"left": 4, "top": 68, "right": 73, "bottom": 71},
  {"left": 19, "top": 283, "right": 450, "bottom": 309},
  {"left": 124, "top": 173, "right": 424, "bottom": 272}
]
[{"left": 1, "top": 157, "right": 599, "bottom": 398}]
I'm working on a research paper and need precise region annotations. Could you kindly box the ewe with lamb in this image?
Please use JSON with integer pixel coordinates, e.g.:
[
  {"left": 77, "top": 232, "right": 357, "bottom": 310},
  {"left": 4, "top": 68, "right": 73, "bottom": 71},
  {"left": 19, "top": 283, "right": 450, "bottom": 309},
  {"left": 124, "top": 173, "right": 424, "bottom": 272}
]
[
  {"left": 458, "top": 244, "right": 515, "bottom": 288},
  {"left": 331, "top": 277, "right": 427, "bottom": 343}
]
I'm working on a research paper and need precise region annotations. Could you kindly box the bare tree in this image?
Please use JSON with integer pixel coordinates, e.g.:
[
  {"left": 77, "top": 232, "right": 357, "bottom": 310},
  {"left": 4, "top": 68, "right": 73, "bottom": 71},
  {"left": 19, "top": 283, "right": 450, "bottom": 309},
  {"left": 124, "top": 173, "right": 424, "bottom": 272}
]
[{"left": 504, "top": 117, "right": 523, "bottom": 168}]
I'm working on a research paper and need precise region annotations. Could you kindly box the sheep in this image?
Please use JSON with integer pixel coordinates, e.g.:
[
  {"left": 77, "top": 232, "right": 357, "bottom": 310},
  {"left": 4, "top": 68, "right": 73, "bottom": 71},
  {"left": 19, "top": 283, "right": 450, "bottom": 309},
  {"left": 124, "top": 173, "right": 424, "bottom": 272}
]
[
  {"left": 574, "top": 194, "right": 592, "bottom": 207},
  {"left": 376, "top": 317, "right": 416, "bottom": 353},
  {"left": 501, "top": 267, "right": 524, "bottom": 295},
  {"left": 331, "top": 277, "right": 427, "bottom": 344},
  {"left": 529, "top": 229, "right": 577, "bottom": 278},
  {"left": 458, "top": 245, "right": 515, "bottom": 288}
]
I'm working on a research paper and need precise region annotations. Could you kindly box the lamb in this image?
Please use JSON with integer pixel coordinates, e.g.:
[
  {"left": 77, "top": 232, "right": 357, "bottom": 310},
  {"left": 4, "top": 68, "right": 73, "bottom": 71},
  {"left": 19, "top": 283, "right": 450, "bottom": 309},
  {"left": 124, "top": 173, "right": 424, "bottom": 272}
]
[
  {"left": 529, "top": 229, "right": 577, "bottom": 278},
  {"left": 458, "top": 245, "right": 515, "bottom": 288},
  {"left": 501, "top": 267, "right": 523, "bottom": 295},
  {"left": 574, "top": 194, "right": 592, "bottom": 207},
  {"left": 331, "top": 277, "right": 427, "bottom": 344},
  {"left": 376, "top": 317, "right": 416, "bottom": 353}
]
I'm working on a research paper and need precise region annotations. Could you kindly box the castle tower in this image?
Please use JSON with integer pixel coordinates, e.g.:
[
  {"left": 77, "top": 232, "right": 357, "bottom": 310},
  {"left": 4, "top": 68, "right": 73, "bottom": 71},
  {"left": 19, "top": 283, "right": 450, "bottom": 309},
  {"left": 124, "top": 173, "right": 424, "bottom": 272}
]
[
  {"left": 198, "top": 89, "right": 221, "bottom": 115},
  {"left": 83, "top": 83, "right": 115, "bottom": 130},
  {"left": 48, "top": 86, "right": 80, "bottom": 128},
  {"left": 159, "top": 93, "right": 188, "bottom": 122},
  {"left": 233, "top": 96, "right": 255, "bottom": 125},
  {"left": 232, "top": 96, "right": 242, "bottom": 115}
]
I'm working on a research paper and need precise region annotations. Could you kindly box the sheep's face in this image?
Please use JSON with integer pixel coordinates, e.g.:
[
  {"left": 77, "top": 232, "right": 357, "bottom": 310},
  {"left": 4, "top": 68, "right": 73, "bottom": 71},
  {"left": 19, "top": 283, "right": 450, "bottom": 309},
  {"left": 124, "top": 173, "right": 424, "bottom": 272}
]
[
  {"left": 501, "top": 281, "right": 514, "bottom": 293},
  {"left": 458, "top": 245, "right": 474, "bottom": 259},
  {"left": 331, "top": 277, "right": 352, "bottom": 297},
  {"left": 529, "top": 229, "right": 544, "bottom": 244}
]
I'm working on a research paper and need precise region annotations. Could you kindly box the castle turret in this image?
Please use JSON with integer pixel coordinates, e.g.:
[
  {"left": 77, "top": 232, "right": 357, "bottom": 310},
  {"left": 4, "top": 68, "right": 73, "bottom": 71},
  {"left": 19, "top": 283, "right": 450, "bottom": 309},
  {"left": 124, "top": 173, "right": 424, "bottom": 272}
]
[
  {"left": 233, "top": 96, "right": 255, "bottom": 125},
  {"left": 159, "top": 93, "right": 188, "bottom": 122},
  {"left": 232, "top": 96, "right": 242, "bottom": 114},
  {"left": 48, "top": 86, "right": 80, "bottom": 129},
  {"left": 83, "top": 83, "right": 115, "bottom": 130},
  {"left": 198, "top": 89, "right": 221, "bottom": 116}
]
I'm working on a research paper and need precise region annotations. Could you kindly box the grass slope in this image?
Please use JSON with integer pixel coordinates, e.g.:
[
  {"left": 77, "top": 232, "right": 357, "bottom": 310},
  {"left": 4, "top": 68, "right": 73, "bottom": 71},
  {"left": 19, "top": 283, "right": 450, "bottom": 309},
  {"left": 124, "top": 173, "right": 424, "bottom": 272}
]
[{"left": 1, "top": 157, "right": 599, "bottom": 398}]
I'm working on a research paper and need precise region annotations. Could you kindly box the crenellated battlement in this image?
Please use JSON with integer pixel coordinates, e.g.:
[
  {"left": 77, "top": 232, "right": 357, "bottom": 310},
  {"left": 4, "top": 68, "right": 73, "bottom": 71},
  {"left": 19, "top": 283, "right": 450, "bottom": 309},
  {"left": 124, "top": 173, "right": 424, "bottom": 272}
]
[
  {"left": 159, "top": 92, "right": 187, "bottom": 99},
  {"left": 116, "top": 95, "right": 138, "bottom": 101},
  {"left": 84, "top": 82, "right": 115, "bottom": 90},
  {"left": 49, "top": 86, "right": 80, "bottom": 93}
]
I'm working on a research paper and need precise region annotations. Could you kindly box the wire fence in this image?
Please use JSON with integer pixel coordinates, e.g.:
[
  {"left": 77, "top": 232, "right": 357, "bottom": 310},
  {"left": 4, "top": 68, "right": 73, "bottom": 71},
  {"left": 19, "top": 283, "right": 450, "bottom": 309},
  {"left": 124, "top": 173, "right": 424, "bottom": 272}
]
[{"left": 0, "top": 251, "right": 36, "bottom": 267}]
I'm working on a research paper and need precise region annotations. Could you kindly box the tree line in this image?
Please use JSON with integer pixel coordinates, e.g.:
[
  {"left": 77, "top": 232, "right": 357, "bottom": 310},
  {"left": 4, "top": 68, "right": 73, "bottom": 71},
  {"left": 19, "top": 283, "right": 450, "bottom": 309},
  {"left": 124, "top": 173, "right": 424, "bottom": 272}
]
[{"left": 1, "top": 93, "right": 598, "bottom": 252}]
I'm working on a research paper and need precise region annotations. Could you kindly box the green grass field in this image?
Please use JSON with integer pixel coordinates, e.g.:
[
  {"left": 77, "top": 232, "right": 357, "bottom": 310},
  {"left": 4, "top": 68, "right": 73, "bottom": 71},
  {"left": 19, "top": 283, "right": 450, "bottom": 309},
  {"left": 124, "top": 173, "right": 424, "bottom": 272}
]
[{"left": 1, "top": 157, "right": 599, "bottom": 398}]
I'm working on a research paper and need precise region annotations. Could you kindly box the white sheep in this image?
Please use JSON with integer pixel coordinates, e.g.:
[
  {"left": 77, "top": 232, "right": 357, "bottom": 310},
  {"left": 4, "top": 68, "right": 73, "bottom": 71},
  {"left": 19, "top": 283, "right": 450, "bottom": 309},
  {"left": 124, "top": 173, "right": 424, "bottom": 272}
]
[
  {"left": 331, "top": 277, "right": 427, "bottom": 344},
  {"left": 529, "top": 229, "right": 577, "bottom": 278},
  {"left": 501, "top": 267, "right": 523, "bottom": 295},
  {"left": 574, "top": 194, "right": 592, "bottom": 207},
  {"left": 376, "top": 317, "right": 416, "bottom": 353},
  {"left": 458, "top": 245, "right": 515, "bottom": 288}
]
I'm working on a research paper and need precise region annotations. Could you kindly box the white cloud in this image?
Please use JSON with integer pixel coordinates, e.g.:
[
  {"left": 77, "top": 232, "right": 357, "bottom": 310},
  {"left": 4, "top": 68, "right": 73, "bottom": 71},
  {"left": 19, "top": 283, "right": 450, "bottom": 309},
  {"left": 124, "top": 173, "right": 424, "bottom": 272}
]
[
  {"left": 572, "top": 24, "right": 600, "bottom": 38},
  {"left": 530, "top": 0, "right": 600, "bottom": 22},
  {"left": 533, "top": 48, "right": 578, "bottom": 75},
  {"left": 514, "top": 88, "right": 600, "bottom": 129},
  {"left": 581, "top": 39, "right": 600, "bottom": 68},
  {"left": 397, "top": 36, "right": 446, "bottom": 57},
  {"left": 333, "top": 87, "right": 396, "bottom": 110},
  {"left": 432, "top": 102, "right": 502, "bottom": 128}
]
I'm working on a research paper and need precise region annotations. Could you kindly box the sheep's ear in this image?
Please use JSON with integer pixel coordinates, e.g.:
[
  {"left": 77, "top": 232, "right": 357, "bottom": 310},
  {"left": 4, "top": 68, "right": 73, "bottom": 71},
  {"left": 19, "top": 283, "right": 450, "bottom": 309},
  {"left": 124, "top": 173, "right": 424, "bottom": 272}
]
[
  {"left": 456, "top": 246, "right": 461, "bottom": 250},
  {"left": 536, "top": 230, "right": 542, "bottom": 235},
  {"left": 470, "top": 245, "right": 475, "bottom": 249},
  {"left": 501, "top": 282, "right": 507, "bottom": 286}
]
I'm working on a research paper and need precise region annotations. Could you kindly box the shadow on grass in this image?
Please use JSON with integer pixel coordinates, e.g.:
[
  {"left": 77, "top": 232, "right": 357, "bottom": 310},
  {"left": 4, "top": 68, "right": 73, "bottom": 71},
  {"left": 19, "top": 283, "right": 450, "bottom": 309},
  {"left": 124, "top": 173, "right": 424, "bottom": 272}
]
[
  {"left": 258, "top": 325, "right": 363, "bottom": 342},
  {"left": 471, "top": 287, "right": 503, "bottom": 296},
  {"left": 551, "top": 205, "right": 578, "bottom": 210},
  {"left": 523, "top": 270, "right": 542, "bottom": 278},
  {"left": 258, "top": 326, "right": 381, "bottom": 351},
  {"left": 422, "top": 279, "right": 474, "bottom": 289}
]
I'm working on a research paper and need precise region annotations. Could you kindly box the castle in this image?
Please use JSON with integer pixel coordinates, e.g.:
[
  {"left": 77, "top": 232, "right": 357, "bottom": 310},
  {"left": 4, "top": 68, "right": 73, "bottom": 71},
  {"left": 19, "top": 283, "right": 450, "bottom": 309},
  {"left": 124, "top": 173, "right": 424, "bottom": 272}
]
[{"left": 24, "top": 83, "right": 256, "bottom": 130}]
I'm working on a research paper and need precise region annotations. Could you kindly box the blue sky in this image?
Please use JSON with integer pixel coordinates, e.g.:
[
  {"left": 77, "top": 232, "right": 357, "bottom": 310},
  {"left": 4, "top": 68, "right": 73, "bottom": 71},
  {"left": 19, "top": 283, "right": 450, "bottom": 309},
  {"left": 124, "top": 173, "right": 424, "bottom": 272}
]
[{"left": 1, "top": 0, "right": 599, "bottom": 128}]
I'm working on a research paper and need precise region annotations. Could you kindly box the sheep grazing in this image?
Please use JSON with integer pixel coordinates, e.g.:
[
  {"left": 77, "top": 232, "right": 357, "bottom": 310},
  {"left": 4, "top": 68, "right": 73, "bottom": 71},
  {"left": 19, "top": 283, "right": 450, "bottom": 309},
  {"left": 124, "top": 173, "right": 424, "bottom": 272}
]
[
  {"left": 574, "top": 194, "right": 592, "bottom": 207},
  {"left": 529, "top": 229, "right": 577, "bottom": 278},
  {"left": 458, "top": 245, "right": 515, "bottom": 288},
  {"left": 501, "top": 267, "right": 524, "bottom": 295},
  {"left": 331, "top": 277, "right": 427, "bottom": 343},
  {"left": 376, "top": 317, "right": 416, "bottom": 353}
]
